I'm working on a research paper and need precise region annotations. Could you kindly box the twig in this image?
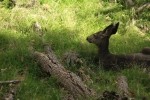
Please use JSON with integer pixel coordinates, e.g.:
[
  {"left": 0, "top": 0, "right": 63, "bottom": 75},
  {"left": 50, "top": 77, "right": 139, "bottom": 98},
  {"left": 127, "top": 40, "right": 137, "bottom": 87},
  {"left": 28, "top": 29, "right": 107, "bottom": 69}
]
[{"left": 0, "top": 80, "right": 21, "bottom": 85}]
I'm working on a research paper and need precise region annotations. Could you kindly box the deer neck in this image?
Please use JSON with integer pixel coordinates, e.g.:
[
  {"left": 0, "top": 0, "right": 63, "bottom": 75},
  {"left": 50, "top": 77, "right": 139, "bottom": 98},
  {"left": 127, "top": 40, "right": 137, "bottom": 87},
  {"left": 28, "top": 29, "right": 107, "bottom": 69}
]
[{"left": 98, "top": 38, "right": 110, "bottom": 58}]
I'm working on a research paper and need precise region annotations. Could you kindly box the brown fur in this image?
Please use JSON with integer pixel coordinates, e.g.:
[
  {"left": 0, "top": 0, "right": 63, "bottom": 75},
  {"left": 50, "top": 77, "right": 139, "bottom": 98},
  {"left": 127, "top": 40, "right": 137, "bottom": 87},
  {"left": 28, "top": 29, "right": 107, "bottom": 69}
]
[
  {"left": 141, "top": 47, "right": 150, "bottom": 55},
  {"left": 87, "top": 22, "right": 150, "bottom": 70}
]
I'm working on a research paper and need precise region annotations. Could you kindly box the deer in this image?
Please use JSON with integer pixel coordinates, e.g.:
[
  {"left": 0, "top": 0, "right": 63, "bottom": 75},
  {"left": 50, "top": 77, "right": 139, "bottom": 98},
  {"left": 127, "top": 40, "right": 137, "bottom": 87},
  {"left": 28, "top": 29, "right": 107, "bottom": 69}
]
[{"left": 86, "top": 22, "right": 150, "bottom": 70}]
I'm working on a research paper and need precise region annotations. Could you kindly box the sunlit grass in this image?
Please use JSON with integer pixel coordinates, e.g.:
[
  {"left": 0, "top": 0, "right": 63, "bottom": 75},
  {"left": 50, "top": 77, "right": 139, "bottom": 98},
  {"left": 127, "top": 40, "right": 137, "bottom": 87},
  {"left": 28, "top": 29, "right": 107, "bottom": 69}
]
[{"left": 0, "top": 0, "right": 150, "bottom": 99}]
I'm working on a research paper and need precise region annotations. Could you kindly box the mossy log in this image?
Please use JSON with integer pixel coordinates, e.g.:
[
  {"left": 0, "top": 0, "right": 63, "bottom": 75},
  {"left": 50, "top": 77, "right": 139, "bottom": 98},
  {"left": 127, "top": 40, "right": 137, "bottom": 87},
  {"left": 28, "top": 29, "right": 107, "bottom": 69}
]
[{"left": 33, "top": 46, "right": 95, "bottom": 99}]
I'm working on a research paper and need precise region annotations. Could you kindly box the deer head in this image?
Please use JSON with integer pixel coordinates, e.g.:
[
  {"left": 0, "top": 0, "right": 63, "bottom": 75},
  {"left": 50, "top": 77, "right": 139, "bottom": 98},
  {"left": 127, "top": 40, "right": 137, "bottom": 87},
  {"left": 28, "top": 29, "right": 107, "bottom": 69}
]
[
  {"left": 87, "top": 22, "right": 119, "bottom": 54},
  {"left": 87, "top": 22, "right": 119, "bottom": 46}
]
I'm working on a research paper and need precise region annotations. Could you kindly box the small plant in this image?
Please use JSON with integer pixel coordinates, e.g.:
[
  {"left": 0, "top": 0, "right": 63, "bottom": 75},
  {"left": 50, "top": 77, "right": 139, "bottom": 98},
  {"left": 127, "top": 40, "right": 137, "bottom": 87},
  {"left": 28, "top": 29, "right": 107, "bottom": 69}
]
[
  {"left": 0, "top": 0, "right": 150, "bottom": 99},
  {"left": 2, "top": 0, "right": 16, "bottom": 8}
]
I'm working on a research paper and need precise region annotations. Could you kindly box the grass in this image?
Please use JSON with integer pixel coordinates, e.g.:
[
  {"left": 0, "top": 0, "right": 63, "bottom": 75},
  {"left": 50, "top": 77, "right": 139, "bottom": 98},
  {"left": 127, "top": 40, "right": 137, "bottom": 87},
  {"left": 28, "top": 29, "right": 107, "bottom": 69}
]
[{"left": 0, "top": 0, "right": 150, "bottom": 99}]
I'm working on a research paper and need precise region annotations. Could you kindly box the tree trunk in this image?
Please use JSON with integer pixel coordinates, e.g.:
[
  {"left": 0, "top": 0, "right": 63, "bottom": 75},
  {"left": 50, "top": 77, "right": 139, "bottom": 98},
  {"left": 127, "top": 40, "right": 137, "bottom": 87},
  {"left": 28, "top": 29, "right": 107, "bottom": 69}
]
[{"left": 33, "top": 46, "right": 95, "bottom": 99}]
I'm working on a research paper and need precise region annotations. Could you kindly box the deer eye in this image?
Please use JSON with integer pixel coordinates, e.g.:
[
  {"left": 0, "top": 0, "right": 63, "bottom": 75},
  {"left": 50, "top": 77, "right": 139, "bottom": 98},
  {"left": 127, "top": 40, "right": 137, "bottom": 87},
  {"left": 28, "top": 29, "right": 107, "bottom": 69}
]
[{"left": 93, "top": 34, "right": 98, "bottom": 38}]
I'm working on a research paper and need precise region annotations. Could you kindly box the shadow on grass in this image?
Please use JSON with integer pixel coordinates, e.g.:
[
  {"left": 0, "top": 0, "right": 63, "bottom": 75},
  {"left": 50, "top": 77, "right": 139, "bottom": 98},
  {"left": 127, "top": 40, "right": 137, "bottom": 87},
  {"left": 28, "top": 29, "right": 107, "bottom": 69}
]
[
  {"left": 0, "top": 29, "right": 64, "bottom": 99},
  {"left": 0, "top": 26, "right": 98, "bottom": 77},
  {"left": 44, "top": 28, "right": 98, "bottom": 64},
  {"left": 1, "top": 23, "right": 150, "bottom": 99}
]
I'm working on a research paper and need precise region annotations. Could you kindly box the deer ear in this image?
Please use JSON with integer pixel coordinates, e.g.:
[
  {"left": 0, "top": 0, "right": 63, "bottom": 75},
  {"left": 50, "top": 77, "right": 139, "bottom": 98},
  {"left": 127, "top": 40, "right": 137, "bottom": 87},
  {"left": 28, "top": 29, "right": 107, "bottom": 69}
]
[
  {"left": 102, "top": 22, "right": 119, "bottom": 35},
  {"left": 112, "top": 22, "right": 119, "bottom": 34},
  {"left": 103, "top": 23, "right": 114, "bottom": 33}
]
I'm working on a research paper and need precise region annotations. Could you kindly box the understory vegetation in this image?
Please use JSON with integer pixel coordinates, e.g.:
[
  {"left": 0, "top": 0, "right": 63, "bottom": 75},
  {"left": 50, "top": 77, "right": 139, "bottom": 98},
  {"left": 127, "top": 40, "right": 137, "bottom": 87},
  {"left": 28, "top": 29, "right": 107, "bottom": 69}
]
[{"left": 0, "top": 0, "right": 150, "bottom": 99}]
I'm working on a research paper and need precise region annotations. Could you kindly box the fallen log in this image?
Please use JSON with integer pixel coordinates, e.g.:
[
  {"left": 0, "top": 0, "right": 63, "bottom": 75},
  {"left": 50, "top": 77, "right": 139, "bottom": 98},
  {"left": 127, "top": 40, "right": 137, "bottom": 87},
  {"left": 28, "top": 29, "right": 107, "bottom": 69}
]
[{"left": 32, "top": 46, "right": 95, "bottom": 99}]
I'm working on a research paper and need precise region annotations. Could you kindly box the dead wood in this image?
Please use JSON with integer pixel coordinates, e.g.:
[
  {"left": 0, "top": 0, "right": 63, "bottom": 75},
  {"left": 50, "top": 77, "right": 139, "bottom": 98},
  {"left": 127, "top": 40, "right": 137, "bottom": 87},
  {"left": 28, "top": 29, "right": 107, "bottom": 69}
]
[
  {"left": 136, "top": 3, "right": 150, "bottom": 14},
  {"left": 116, "top": 76, "right": 130, "bottom": 97},
  {"left": 2, "top": 80, "right": 21, "bottom": 100},
  {"left": 62, "top": 51, "right": 83, "bottom": 67},
  {"left": 116, "top": 75, "right": 134, "bottom": 98},
  {"left": 62, "top": 93, "right": 75, "bottom": 100},
  {"left": 77, "top": 67, "right": 93, "bottom": 84},
  {"left": 33, "top": 46, "right": 95, "bottom": 99},
  {"left": 0, "top": 80, "right": 20, "bottom": 85},
  {"left": 4, "top": 86, "right": 17, "bottom": 100},
  {"left": 32, "top": 21, "right": 44, "bottom": 37}
]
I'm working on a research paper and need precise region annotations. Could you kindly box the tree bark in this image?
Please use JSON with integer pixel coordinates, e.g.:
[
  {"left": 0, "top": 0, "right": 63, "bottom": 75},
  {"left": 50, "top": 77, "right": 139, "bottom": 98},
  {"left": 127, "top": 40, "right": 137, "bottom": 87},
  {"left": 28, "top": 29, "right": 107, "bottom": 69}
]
[{"left": 33, "top": 46, "right": 95, "bottom": 99}]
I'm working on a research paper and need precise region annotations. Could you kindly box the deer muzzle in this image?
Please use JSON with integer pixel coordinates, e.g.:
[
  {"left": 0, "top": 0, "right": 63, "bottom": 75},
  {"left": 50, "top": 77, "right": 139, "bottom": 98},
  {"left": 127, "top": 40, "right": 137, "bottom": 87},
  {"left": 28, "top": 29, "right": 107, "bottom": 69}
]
[{"left": 86, "top": 36, "right": 93, "bottom": 43}]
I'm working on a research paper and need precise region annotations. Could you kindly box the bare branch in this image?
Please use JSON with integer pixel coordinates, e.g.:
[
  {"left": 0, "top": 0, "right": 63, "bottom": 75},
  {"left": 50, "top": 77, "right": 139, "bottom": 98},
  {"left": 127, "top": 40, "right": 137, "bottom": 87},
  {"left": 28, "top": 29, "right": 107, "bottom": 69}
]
[{"left": 0, "top": 80, "right": 21, "bottom": 85}]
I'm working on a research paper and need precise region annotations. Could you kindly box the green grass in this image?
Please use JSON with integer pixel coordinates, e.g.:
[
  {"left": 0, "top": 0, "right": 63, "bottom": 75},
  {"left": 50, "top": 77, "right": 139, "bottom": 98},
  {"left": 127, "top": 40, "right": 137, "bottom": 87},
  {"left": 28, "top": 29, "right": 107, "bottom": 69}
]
[{"left": 0, "top": 0, "right": 150, "bottom": 99}]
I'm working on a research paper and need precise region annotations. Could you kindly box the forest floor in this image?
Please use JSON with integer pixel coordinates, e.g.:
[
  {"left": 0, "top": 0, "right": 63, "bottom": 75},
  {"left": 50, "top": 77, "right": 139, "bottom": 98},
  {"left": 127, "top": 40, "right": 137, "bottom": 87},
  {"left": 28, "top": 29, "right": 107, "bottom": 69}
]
[{"left": 0, "top": 0, "right": 150, "bottom": 99}]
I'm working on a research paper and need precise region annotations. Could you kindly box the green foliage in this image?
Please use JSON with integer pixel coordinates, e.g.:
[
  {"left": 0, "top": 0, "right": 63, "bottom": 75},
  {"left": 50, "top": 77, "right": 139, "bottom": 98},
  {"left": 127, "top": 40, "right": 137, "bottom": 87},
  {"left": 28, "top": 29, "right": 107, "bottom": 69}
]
[
  {"left": 2, "top": 0, "right": 15, "bottom": 8},
  {"left": 0, "top": 0, "right": 150, "bottom": 99},
  {"left": 16, "top": 76, "right": 61, "bottom": 100}
]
